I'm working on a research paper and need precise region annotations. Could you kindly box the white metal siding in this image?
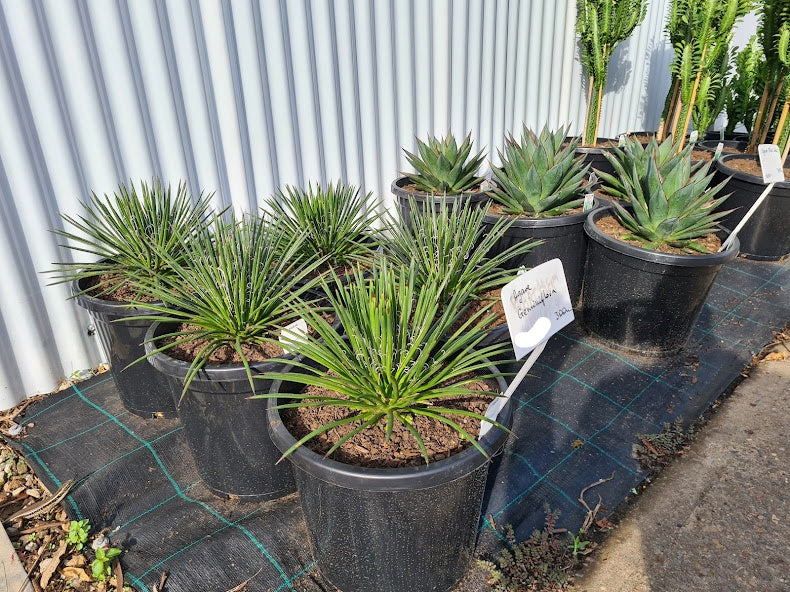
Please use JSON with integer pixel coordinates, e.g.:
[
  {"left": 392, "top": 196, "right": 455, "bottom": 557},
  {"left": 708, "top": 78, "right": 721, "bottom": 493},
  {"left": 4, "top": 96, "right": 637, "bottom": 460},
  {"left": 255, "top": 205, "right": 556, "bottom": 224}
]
[{"left": 0, "top": 0, "right": 675, "bottom": 408}]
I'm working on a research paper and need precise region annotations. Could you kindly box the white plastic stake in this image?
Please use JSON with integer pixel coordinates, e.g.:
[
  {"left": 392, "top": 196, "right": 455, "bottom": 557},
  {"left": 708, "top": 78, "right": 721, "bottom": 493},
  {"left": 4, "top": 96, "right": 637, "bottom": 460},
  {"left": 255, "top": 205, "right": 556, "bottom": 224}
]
[{"left": 719, "top": 182, "right": 775, "bottom": 252}]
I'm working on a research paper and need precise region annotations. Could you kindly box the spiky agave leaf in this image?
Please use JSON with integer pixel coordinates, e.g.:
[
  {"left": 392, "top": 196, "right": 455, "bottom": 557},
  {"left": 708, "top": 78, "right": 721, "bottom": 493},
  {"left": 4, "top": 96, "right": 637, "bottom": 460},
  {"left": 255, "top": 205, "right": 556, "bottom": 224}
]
[
  {"left": 488, "top": 125, "right": 591, "bottom": 216},
  {"left": 402, "top": 132, "right": 486, "bottom": 195},
  {"left": 609, "top": 150, "right": 732, "bottom": 253},
  {"left": 266, "top": 181, "right": 383, "bottom": 270},
  {"left": 255, "top": 259, "right": 513, "bottom": 463}
]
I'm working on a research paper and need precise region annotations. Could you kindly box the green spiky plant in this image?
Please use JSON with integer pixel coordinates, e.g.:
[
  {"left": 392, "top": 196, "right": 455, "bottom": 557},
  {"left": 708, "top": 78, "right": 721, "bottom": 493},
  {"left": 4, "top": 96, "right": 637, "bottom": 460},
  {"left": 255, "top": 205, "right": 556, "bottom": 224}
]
[
  {"left": 132, "top": 213, "right": 323, "bottom": 394},
  {"left": 402, "top": 132, "right": 486, "bottom": 194},
  {"left": 265, "top": 181, "right": 383, "bottom": 272},
  {"left": 597, "top": 136, "right": 700, "bottom": 201},
  {"left": 577, "top": 0, "right": 648, "bottom": 146},
  {"left": 691, "top": 48, "right": 731, "bottom": 137},
  {"left": 658, "top": 0, "right": 754, "bottom": 149},
  {"left": 384, "top": 196, "right": 541, "bottom": 311},
  {"left": 724, "top": 36, "right": 763, "bottom": 135},
  {"left": 488, "top": 125, "right": 592, "bottom": 217},
  {"left": 748, "top": 1, "right": 790, "bottom": 155},
  {"left": 50, "top": 179, "right": 217, "bottom": 300},
  {"left": 256, "top": 259, "right": 512, "bottom": 463},
  {"left": 603, "top": 138, "right": 731, "bottom": 253}
]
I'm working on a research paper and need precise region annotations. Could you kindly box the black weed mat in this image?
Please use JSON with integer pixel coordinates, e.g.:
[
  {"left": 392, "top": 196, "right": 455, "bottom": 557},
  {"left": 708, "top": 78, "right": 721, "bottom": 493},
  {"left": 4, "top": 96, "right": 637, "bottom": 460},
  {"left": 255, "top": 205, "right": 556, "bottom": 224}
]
[{"left": 9, "top": 256, "right": 790, "bottom": 591}]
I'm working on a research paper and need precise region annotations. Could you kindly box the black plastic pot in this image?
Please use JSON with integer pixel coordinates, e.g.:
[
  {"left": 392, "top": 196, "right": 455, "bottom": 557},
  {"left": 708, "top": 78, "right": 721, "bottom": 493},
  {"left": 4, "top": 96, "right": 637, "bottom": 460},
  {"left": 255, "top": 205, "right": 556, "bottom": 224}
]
[
  {"left": 144, "top": 321, "right": 297, "bottom": 501},
  {"left": 480, "top": 200, "right": 600, "bottom": 306},
  {"left": 580, "top": 208, "right": 739, "bottom": 356},
  {"left": 267, "top": 369, "right": 512, "bottom": 592},
  {"left": 712, "top": 154, "right": 790, "bottom": 261},
  {"left": 575, "top": 138, "right": 617, "bottom": 177},
  {"left": 703, "top": 131, "right": 749, "bottom": 142},
  {"left": 390, "top": 176, "right": 489, "bottom": 226},
  {"left": 72, "top": 279, "right": 176, "bottom": 418},
  {"left": 699, "top": 139, "right": 747, "bottom": 153}
]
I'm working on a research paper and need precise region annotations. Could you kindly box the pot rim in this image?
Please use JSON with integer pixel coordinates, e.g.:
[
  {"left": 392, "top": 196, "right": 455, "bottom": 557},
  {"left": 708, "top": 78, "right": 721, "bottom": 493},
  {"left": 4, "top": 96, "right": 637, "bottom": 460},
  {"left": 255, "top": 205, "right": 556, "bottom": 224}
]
[
  {"left": 266, "top": 361, "right": 512, "bottom": 491},
  {"left": 584, "top": 207, "right": 739, "bottom": 267},
  {"left": 71, "top": 277, "right": 162, "bottom": 317},
  {"left": 715, "top": 154, "right": 790, "bottom": 189},
  {"left": 482, "top": 197, "right": 601, "bottom": 229},
  {"left": 390, "top": 176, "right": 489, "bottom": 201}
]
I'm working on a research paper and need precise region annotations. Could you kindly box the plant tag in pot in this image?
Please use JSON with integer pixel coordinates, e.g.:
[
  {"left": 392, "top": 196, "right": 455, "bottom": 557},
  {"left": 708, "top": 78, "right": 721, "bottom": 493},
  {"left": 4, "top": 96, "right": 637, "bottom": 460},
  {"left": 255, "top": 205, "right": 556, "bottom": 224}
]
[
  {"left": 758, "top": 144, "right": 785, "bottom": 183},
  {"left": 714, "top": 142, "right": 724, "bottom": 161},
  {"left": 618, "top": 134, "right": 626, "bottom": 147},
  {"left": 689, "top": 130, "right": 699, "bottom": 144},
  {"left": 480, "top": 260, "right": 574, "bottom": 438},
  {"left": 583, "top": 193, "right": 595, "bottom": 212},
  {"left": 279, "top": 318, "right": 308, "bottom": 354}
]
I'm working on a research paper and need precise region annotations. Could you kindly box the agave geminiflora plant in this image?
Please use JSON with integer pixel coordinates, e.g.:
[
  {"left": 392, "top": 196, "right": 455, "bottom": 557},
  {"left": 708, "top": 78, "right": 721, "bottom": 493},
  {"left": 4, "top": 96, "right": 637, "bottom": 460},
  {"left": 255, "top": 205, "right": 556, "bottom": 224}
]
[
  {"left": 133, "top": 213, "right": 323, "bottom": 394},
  {"left": 265, "top": 181, "right": 383, "bottom": 272},
  {"left": 604, "top": 141, "right": 731, "bottom": 253},
  {"left": 402, "top": 132, "right": 486, "bottom": 194},
  {"left": 597, "top": 136, "right": 694, "bottom": 201},
  {"left": 257, "top": 259, "right": 512, "bottom": 463},
  {"left": 488, "top": 125, "right": 592, "bottom": 217},
  {"left": 385, "top": 196, "right": 541, "bottom": 311},
  {"left": 50, "top": 179, "right": 216, "bottom": 299}
]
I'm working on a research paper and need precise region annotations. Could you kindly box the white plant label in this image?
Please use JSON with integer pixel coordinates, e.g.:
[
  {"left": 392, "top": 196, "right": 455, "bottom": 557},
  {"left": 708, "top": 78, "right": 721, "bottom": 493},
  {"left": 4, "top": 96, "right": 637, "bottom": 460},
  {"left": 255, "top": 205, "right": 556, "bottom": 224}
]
[
  {"left": 618, "top": 134, "right": 626, "bottom": 147},
  {"left": 758, "top": 144, "right": 785, "bottom": 183},
  {"left": 689, "top": 130, "right": 699, "bottom": 144},
  {"left": 279, "top": 318, "right": 308, "bottom": 354},
  {"left": 714, "top": 142, "right": 724, "bottom": 161},
  {"left": 501, "top": 258, "right": 574, "bottom": 361},
  {"left": 583, "top": 193, "right": 595, "bottom": 212}
]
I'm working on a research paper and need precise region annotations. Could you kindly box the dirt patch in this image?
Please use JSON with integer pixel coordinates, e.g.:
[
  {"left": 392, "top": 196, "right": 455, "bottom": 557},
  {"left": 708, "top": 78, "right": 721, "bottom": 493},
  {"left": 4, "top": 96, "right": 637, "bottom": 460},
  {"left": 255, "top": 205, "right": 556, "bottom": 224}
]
[
  {"left": 282, "top": 379, "right": 498, "bottom": 468},
  {"left": 83, "top": 274, "right": 157, "bottom": 304},
  {"left": 595, "top": 215, "right": 722, "bottom": 254},
  {"left": 452, "top": 289, "right": 506, "bottom": 332},
  {"left": 486, "top": 202, "right": 585, "bottom": 218},
  {"left": 724, "top": 156, "right": 790, "bottom": 179}
]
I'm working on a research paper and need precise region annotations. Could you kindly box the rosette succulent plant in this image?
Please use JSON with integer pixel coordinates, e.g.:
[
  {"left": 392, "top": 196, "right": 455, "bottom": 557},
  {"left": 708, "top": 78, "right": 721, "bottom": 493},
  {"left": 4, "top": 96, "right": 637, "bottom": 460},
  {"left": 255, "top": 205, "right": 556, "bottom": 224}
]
[
  {"left": 402, "top": 132, "right": 486, "bottom": 194},
  {"left": 604, "top": 142, "right": 731, "bottom": 253},
  {"left": 488, "top": 125, "right": 592, "bottom": 217}
]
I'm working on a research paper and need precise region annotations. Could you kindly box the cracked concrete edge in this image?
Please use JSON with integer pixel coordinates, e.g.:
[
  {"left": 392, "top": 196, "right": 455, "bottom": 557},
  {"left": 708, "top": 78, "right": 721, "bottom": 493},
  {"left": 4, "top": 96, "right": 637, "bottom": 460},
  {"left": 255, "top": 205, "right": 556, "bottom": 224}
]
[{"left": 0, "top": 524, "right": 33, "bottom": 592}]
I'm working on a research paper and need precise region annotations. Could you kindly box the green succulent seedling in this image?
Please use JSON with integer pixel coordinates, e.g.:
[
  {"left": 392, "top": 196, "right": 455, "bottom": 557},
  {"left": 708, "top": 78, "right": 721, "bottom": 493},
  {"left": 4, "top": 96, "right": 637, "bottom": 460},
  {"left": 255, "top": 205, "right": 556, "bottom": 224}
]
[
  {"left": 49, "top": 179, "right": 218, "bottom": 300},
  {"left": 606, "top": 143, "right": 731, "bottom": 253},
  {"left": 92, "top": 546, "right": 122, "bottom": 581},
  {"left": 67, "top": 519, "right": 90, "bottom": 550},
  {"left": 402, "top": 132, "right": 486, "bottom": 194},
  {"left": 488, "top": 125, "right": 591, "bottom": 217},
  {"left": 598, "top": 136, "right": 702, "bottom": 201},
  {"left": 384, "top": 197, "right": 541, "bottom": 311},
  {"left": 256, "top": 259, "right": 513, "bottom": 464},
  {"left": 266, "top": 181, "right": 384, "bottom": 271}
]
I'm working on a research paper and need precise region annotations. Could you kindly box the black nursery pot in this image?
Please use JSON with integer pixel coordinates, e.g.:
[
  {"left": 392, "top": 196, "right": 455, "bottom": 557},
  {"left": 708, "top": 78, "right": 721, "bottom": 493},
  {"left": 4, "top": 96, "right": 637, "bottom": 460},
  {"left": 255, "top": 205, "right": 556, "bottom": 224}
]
[
  {"left": 580, "top": 208, "right": 739, "bottom": 356},
  {"left": 480, "top": 201, "right": 599, "bottom": 306},
  {"left": 390, "top": 176, "right": 489, "bottom": 226},
  {"left": 144, "top": 321, "right": 296, "bottom": 501},
  {"left": 698, "top": 139, "right": 748, "bottom": 153},
  {"left": 712, "top": 154, "right": 790, "bottom": 261},
  {"left": 267, "top": 369, "right": 512, "bottom": 592},
  {"left": 73, "top": 279, "right": 176, "bottom": 419},
  {"left": 574, "top": 138, "right": 616, "bottom": 177}
]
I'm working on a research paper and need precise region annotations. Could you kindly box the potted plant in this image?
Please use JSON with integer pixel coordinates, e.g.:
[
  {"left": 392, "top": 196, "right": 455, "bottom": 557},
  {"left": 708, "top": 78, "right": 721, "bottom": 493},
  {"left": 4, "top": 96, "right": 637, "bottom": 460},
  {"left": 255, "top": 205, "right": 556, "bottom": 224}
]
[
  {"left": 260, "top": 260, "right": 514, "bottom": 592},
  {"left": 481, "top": 125, "right": 595, "bottom": 305},
  {"left": 712, "top": 154, "right": 790, "bottom": 260},
  {"left": 265, "top": 181, "right": 384, "bottom": 280},
  {"left": 391, "top": 131, "right": 488, "bottom": 224},
  {"left": 384, "top": 196, "right": 540, "bottom": 344},
  {"left": 576, "top": 0, "right": 648, "bottom": 174},
  {"left": 581, "top": 138, "right": 739, "bottom": 355},
  {"left": 138, "top": 213, "right": 323, "bottom": 501},
  {"left": 722, "top": 35, "right": 762, "bottom": 140},
  {"left": 48, "top": 179, "right": 216, "bottom": 418}
]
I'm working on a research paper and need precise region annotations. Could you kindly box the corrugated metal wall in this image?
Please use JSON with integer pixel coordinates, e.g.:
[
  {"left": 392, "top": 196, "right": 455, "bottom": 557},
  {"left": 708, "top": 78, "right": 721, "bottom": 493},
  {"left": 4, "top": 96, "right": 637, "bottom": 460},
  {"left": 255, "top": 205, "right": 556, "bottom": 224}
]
[{"left": 0, "top": 0, "right": 674, "bottom": 409}]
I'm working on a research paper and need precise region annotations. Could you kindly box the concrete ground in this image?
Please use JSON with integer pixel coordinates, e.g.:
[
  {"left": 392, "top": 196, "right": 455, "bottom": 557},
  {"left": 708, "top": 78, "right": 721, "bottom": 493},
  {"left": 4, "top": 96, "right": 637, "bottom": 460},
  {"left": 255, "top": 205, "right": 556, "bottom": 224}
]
[{"left": 574, "top": 340, "right": 789, "bottom": 592}]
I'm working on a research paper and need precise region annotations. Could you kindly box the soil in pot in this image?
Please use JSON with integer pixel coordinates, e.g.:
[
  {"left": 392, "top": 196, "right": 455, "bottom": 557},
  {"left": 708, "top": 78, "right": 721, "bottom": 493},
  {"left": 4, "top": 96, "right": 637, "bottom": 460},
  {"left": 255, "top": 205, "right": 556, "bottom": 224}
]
[
  {"left": 74, "top": 276, "right": 177, "bottom": 419},
  {"left": 712, "top": 154, "right": 790, "bottom": 261},
  {"left": 580, "top": 208, "right": 738, "bottom": 356}
]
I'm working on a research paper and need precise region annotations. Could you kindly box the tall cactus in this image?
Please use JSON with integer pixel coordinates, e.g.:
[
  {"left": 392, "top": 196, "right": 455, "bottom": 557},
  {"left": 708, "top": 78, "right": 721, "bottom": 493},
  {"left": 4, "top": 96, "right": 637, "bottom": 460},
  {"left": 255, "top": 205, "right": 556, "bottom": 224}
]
[
  {"left": 724, "top": 36, "right": 763, "bottom": 135},
  {"left": 577, "top": 0, "right": 648, "bottom": 147}
]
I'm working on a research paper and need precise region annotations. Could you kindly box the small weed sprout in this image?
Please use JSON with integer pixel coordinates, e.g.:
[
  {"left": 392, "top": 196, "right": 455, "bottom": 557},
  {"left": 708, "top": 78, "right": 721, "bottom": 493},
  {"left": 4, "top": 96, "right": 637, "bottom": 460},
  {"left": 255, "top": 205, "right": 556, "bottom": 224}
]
[
  {"left": 67, "top": 519, "right": 90, "bottom": 550},
  {"left": 633, "top": 420, "right": 690, "bottom": 472},
  {"left": 92, "top": 546, "right": 122, "bottom": 581}
]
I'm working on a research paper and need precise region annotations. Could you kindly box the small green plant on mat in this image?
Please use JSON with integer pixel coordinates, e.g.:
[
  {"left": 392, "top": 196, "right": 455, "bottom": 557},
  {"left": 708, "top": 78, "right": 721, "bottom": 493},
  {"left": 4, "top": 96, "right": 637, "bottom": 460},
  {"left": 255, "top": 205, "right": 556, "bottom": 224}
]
[
  {"left": 479, "top": 506, "right": 577, "bottom": 592},
  {"left": 633, "top": 420, "right": 690, "bottom": 472},
  {"left": 601, "top": 137, "right": 731, "bottom": 253},
  {"left": 265, "top": 181, "right": 383, "bottom": 271},
  {"left": 67, "top": 519, "right": 91, "bottom": 550},
  {"left": 92, "top": 546, "right": 122, "bottom": 581},
  {"left": 488, "top": 125, "right": 591, "bottom": 217},
  {"left": 50, "top": 179, "right": 217, "bottom": 299},
  {"left": 385, "top": 197, "right": 541, "bottom": 310},
  {"left": 256, "top": 259, "right": 512, "bottom": 463},
  {"left": 402, "top": 131, "right": 486, "bottom": 194}
]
